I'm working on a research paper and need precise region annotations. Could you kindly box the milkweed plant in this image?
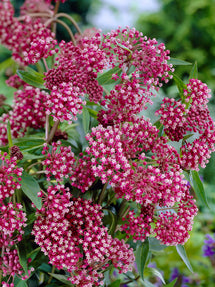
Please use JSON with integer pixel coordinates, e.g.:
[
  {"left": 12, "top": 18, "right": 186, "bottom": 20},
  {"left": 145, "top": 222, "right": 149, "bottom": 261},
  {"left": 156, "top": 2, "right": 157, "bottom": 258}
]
[{"left": 0, "top": 0, "right": 214, "bottom": 286}]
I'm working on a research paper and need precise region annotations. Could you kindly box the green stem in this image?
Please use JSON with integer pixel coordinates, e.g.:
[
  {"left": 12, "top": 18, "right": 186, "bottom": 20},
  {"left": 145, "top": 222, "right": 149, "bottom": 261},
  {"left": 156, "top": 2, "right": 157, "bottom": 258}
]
[
  {"left": 45, "top": 114, "right": 49, "bottom": 142},
  {"left": 98, "top": 182, "right": 108, "bottom": 205},
  {"left": 55, "top": 13, "right": 82, "bottom": 34},
  {"left": 43, "top": 58, "right": 49, "bottom": 72},
  {"left": 54, "top": 1, "right": 61, "bottom": 15},
  {"left": 54, "top": 19, "right": 76, "bottom": 44},
  {"left": 120, "top": 275, "right": 140, "bottom": 286},
  {"left": 44, "top": 18, "right": 76, "bottom": 44},
  {"left": 46, "top": 120, "right": 60, "bottom": 144},
  {"left": 48, "top": 265, "right": 56, "bottom": 284},
  {"left": 7, "top": 120, "right": 13, "bottom": 149},
  {"left": 26, "top": 161, "right": 42, "bottom": 172},
  {"left": 118, "top": 198, "right": 129, "bottom": 218}
]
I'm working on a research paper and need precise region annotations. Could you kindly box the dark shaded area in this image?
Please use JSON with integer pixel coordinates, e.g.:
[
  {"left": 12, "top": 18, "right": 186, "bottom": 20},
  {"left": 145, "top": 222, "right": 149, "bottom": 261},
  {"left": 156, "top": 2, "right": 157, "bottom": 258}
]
[{"left": 12, "top": 0, "right": 93, "bottom": 41}]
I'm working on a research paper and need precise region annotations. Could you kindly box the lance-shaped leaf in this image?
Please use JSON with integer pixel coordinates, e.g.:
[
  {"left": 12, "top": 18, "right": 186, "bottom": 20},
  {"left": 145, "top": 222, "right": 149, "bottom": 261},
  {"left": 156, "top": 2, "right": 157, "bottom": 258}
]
[
  {"left": 171, "top": 72, "right": 187, "bottom": 100},
  {"left": 168, "top": 58, "right": 192, "bottom": 66},
  {"left": 176, "top": 244, "right": 193, "bottom": 272},
  {"left": 165, "top": 278, "right": 178, "bottom": 287},
  {"left": 17, "top": 67, "right": 45, "bottom": 89},
  {"left": 135, "top": 238, "right": 150, "bottom": 280},
  {"left": 82, "top": 106, "right": 90, "bottom": 134},
  {"left": 189, "top": 61, "right": 198, "bottom": 79},
  {"left": 17, "top": 241, "right": 28, "bottom": 274},
  {"left": 14, "top": 276, "right": 28, "bottom": 287},
  {"left": 97, "top": 66, "right": 122, "bottom": 86},
  {"left": 148, "top": 267, "right": 166, "bottom": 284},
  {"left": 48, "top": 273, "right": 72, "bottom": 285},
  {"left": 21, "top": 171, "right": 42, "bottom": 209},
  {"left": 191, "top": 170, "right": 209, "bottom": 208},
  {"left": 7, "top": 120, "right": 13, "bottom": 148}
]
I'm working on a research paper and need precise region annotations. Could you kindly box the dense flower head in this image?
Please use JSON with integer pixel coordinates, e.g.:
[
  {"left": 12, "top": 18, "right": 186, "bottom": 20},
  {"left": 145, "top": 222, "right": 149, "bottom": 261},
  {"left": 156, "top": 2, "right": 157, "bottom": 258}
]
[
  {"left": 85, "top": 117, "right": 182, "bottom": 204},
  {"left": 0, "top": 3, "right": 57, "bottom": 66},
  {"left": 0, "top": 202, "right": 27, "bottom": 248},
  {"left": 85, "top": 124, "right": 132, "bottom": 184},
  {"left": 156, "top": 79, "right": 215, "bottom": 170},
  {"left": 0, "top": 85, "right": 48, "bottom": 145},
  {"left": 44, "top": 39, "right": 105, "bottom": 108},
  {"left": 32, "top": 185, "right": 134, "bottom": 286},
  {"left": 122, "top": 206, "right": 154, "bottom": 242},
  {"left": 0, "top": 153, "right": 23, "bottom": 202},
  {"left": 45, "top": 82, "right": 86, "bottom": 122},
  {"left": 99, "top": 74, "right": 156, "bottom": 125},
  {"left": 102, "top": 27, "right": 173, "bottom": 88},
  {"left": 1, "top": 249, "right": 24, "bottom": 278},
  {"left": 42, "top": 141, "right": 75, "bottom": 181},
  {"left": 155, "top": 98, "right": 189, "bottom": 141},
  {"left": 70, "top": 153, "right": 96, "bottom": 192},
  {"left": 154, "top": 191, "right": 198, "bottom": 245},
  {"left": 122, "top": 189, "right": 197, "bottom": 245}
]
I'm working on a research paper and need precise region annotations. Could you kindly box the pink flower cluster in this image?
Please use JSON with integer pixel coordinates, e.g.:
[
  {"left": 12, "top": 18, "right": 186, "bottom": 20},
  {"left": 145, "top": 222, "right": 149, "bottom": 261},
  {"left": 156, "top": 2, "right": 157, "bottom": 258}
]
[
  {"left": 32, "top": 185, "right": 134, "bottom": 286},
  {"left": 0, "top": 85, "right": 48, "bottom": 145},
  {"left": 41, "top": 142, "right": 96, "bottom": 191},
  {"left": 0, "top": 153, "right": 30, "bottom": 283},
  {"left": 156, "top": 79, "right": 215, "bottom": 170},
  {"left": 85, "top": 117, "right": 198, "bottom": 245},
  {"left": 0, "top": 154, "right": 23, "bottom": 201},
  {"left": 98, "top": 27, "right": 174, "bottom": 124},
  {"left": 42, "top": 141, "right": 75, "bottom": 181},
  {"left": 44, "top": 33, "right": 106, "bottom": 122},
  {"left": 0, "top": 0, "right": 57, "bottom": 65}
]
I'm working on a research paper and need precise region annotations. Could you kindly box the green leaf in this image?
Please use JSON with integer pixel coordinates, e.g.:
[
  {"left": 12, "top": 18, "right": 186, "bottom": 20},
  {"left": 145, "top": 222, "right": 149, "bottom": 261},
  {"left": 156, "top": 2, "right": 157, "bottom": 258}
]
[
  {"left": 168, "top": 58, "right": 192, "bottom": 66},
  {"left": 116, "top": 41, "right": 132, "bottom": 53},
  {"left": 7, "top": 120, "right": 13, "bottom": 148},
  {"left": 107, "top": 210, "right": 117, "bottom": 236},
  {"left": 17, "top": 67, "right": 45, "bottom": 89},
  {"left": 149, "top": 237, "right": 167, "bottom": 252},
  {"left": 182, "top": 133, "right": 194, "bottom": 141},
  {"left": 135, "top": 238, "right": 150, "bottom": 280},
  {"left": 14, "top": 276, "right": 28, "bottom": 287},
  {"left": 27, "top": 246, "right": 41, "bottom": 262},
  {"left": 108, "top": 279, "right": 121, "bottom": 287},
  {"left": 171, "top": 72, "right": 187, "bottom": 99},
  {"left": 21, "top": 171, "right": 42, "bottom": 209},
  {"left": 22, "top": 152, "right": 44, "bottom": 160},
  {"left": 149, "top": 268, "right": 166, "bottom": 284},
  {"left": 176, "top": 244, "right": 193, "bottom": 272},
  {"left": 87, "top": 107, "right": 98, "bottom": 118},
  {"left": 191, "top": 170, "right": 209, "bottom": 208},
  {"left": 48, "top": 273, "right": 72, "bottom": 286},
  {"left": 165, "top": 278, "right": 178, "bottom": 287},
  {"left": 17, "top": 241, "right": 28, "bottom": 274},
  {"left": 189, "top": 61, "right": 198, "bottom": 79},
  {"left": 97, "top": 66, "right": 122, "bottom": 86},
  {"left": 82, "top": 106, "right": 90, "bottom": 134}
]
